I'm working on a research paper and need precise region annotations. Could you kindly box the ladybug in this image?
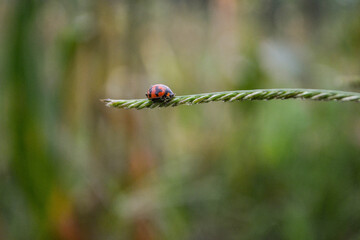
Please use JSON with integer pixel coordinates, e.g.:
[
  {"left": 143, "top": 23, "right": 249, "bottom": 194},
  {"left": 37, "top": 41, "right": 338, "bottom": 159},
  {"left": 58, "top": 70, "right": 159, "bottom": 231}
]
[{"left": 146, "top": 84, "right": 175, "bottom": 102}]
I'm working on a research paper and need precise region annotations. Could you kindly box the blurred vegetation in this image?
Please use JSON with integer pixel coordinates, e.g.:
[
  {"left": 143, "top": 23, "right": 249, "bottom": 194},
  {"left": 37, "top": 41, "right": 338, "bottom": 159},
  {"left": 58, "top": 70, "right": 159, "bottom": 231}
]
[{"left": 1, "top": 0, "right": 360, "bottom": 239}]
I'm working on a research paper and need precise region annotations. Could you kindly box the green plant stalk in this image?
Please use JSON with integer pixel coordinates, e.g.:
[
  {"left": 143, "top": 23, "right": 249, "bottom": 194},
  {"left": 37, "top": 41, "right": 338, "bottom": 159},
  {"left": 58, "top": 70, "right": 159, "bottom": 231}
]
[{"left": 101, "top": 88, "right": 360, "bottom": 110}]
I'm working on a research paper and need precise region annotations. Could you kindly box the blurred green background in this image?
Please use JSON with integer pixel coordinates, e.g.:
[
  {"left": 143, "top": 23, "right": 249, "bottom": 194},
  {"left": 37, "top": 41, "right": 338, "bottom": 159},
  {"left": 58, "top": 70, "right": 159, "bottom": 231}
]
[{"left": 1, "top": 0, "right": 360, "bottom": 239}]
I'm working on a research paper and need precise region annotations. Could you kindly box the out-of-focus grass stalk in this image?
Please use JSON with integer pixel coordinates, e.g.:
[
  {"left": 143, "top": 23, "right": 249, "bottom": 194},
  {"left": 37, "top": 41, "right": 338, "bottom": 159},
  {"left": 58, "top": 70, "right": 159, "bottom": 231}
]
[
  {"left": 102, "top": 88, "right": 360, "bottom": 110},
  {"left": 5, "top": 0, "right": 55, "bottom": 238}
]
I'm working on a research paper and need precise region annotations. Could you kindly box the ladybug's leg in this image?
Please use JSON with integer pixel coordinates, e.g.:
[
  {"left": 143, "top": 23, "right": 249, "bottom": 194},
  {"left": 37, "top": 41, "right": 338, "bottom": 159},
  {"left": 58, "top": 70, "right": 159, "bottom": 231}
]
[
  {"left": 151, "top": 98, "right": 162, "bottom": 103},
  {"left": 163, "top": 95, "right": 171, "bottom": 102},
  {"left": 162, "top": 90, "right": 170, "bottom": 102}
]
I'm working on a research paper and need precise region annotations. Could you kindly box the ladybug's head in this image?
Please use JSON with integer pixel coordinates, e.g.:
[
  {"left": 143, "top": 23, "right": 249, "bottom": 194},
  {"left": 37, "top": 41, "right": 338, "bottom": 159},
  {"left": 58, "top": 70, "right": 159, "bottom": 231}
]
[
  {"left": 168, "top": 92, "right": 175, "bottom": 98},
  {"left": 162, "top": 91, "right": 175, "bottom": 102}
]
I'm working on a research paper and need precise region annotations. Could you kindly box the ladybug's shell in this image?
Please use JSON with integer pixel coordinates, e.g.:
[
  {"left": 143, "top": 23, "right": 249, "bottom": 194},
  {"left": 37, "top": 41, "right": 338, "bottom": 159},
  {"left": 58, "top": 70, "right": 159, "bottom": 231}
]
[{"left": 146, "top": 84, "right": 174, "bottom": 102}]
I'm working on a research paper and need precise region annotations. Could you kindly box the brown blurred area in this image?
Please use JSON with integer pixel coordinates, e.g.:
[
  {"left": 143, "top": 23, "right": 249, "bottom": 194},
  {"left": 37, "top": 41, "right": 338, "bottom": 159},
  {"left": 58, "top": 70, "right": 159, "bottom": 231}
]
[{"left": 1, "top": 0, "right": 360, "bottom": 239}]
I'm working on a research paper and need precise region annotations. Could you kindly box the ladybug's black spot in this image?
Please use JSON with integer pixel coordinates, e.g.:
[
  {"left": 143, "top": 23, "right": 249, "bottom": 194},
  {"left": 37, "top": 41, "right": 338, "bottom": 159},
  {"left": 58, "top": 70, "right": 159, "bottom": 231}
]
[{"left": 155, "top": 85, "right": 164, "bottom": 97}]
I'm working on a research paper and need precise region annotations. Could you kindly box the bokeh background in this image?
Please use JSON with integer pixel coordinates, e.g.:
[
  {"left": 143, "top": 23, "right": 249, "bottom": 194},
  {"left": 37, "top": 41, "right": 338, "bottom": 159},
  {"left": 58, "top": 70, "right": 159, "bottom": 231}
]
[{"left": 1, "top": 0, "right": 360, "bottom": 239}]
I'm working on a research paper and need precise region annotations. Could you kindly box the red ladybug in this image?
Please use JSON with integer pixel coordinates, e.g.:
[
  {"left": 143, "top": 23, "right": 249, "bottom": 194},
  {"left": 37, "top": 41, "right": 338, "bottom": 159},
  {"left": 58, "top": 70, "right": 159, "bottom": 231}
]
[{"left": 146, "top": 84, "right": 175, "bottom": 102}]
